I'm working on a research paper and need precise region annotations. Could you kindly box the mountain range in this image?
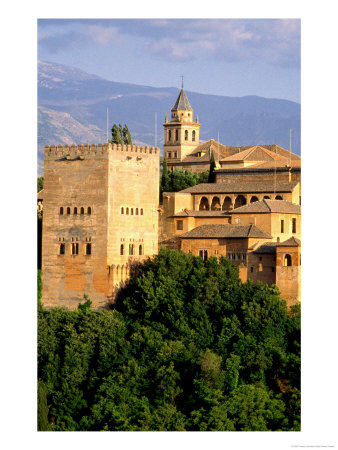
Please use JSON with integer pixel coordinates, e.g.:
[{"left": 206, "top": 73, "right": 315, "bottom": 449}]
[{"left": 38, "top": 60, "right": 301, "bottom": 174}]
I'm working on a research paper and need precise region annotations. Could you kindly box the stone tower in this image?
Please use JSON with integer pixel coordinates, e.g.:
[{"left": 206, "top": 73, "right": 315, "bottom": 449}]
[
  {"left": 163, "top": 87, "right": 201, "bottom": 163},
  {"left": 41, "top": 142, "right": 160, "bottom": 309}
]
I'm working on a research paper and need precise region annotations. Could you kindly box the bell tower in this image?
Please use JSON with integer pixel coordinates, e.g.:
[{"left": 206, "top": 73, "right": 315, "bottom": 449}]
[{"left": 163, "top": 82, "right": 201, "bottom": 163}]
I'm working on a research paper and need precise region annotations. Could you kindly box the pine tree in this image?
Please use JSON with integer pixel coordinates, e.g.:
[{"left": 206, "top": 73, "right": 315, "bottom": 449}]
[
  {"left": 208, "top": 151, "right": 216, "bottom": 183},
  {"left": 160, "top": 157, "right": 170, "bottom": 202},
  {"left": 110, "top": 124, "right": 122, "bottom": 144},
  {"left": 122, "top": 124, "right": 132, "bottom": 145},
  {"left": 110, "top": 124, "right": 132, "bottom": 145}
]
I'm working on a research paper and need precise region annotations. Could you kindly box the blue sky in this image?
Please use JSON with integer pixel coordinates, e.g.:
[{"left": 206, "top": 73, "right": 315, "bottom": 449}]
[{"left": 38, "top": 19, "right": 300, "bottom": 103}]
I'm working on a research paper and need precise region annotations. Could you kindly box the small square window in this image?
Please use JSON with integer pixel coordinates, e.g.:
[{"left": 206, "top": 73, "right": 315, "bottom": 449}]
[{"left": 176, "top": 220, "right": 183, "bottom": 230}]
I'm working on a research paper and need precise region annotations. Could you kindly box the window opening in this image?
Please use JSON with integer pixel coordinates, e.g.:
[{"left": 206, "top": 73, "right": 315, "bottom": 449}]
[
  {"left": 176, "top": 220, "right": 183, "bottom": 231},
  {"left": 284, "top": 254, "right": 292, "bottom": 266},
  {"left": 71, "top": 243, "right": 79, "bottom": 255}
]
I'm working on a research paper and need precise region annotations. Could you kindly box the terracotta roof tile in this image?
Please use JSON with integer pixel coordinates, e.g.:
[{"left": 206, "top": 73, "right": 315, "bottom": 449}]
[
  {"left": 179, "top": 181, "right": 299, "bottom": 194},
  {"left": 220, "top": 145, "right": 290, "bottom": 163},
  {"left": 231, "top": 199, "right": 301, "bottom": 214},
  {"left": 179, "top": 224, "right": 272, "bottom": 239}
]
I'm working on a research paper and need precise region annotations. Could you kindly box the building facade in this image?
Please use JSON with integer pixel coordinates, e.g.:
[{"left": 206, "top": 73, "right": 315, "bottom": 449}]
[{"left": 42, "top": 142, "right": 160, "bottom": 309}]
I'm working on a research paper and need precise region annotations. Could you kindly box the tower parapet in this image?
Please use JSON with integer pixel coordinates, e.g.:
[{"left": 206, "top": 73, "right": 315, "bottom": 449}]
[{"left": 44, "top": 143, "right": 159, "bottom": 160}]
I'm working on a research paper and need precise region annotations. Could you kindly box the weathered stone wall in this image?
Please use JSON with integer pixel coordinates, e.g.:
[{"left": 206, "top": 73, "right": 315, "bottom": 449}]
[
  {"left": 215, "top": 169, "right": 301, "bottom": 185},
  {"left": 247, "top": 253, "right": 277, "bottom": 286},
  {"left": 106, "top": 144, "right": 160, "bottom": 294},
  {"left": 42, "top": 143, "right": 160, "bottom": 309},
  {"left": 276, "top": 246, "right": 301, "bottom": 306},
  {"left": 42, "top": 145, "right": 109, "bottom": 309}
]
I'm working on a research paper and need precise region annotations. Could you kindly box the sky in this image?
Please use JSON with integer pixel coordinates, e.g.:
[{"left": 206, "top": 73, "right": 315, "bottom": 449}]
[{"left": 38, "top": 19, "right": 301, "bottom": 103}]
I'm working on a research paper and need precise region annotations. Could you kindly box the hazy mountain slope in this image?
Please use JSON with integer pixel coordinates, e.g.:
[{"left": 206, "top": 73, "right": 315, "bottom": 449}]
[{"left": 38, "top": 60, "right": 301, "bottom": 174}]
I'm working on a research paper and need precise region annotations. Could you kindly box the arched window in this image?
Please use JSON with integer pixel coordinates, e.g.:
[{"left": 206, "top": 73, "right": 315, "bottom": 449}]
[
  {"left": 199, "top": 197, "right": 210, "bottom": 211},
  {"left": 60, "top": 207, "right": 64, "bottom": 215},
  {"left": 222, "top": 197, "right": 232, "bottom": 210},
  {"left": 139, "top": 244, "right": 143, "bottom": 255},
  {"left": 140, "top": 208, "right": 143, "bottom": 215},
  {"left": 85, "top": 243, "right": 91, "bottom": 255},
  {"left": 168, "top": 130, "right": 171, "bottom": 141},
  {"left": 192, "top": 130, "right": 196, "bottom": 142},
  {"left": 120, "top": 244, "right": 124, "bottom": 255},
  {"left": 275, "top": 195, "right": 283, "bottom": 200},
  {"left": 211, "top": 196, "right": 221, "bottom": 210},
  {"left": 136, "top": 208, "right": 139, "bottom": 215},
  {"left": 284, "top": 254, "right": 292, "bottom": 266},
  {"left": 59, "top": 243, "right": 65, "bottom": 255},
  {"left": 129, "top": 243, "right": 134, "bottom": 255},
  {"left": 126, "top": 207, "right": 129, "bottom": 215},
  {"left": 80, "top": 207, "right": 84, "bottom": 215},
  {"left": 263, "top": 196, "right": 270, "bottom": 200},
  {"left": 250, "top": 196, "right": 259, "bottom": 203},
  {"left": 175, "top": 129, "right": 179, "bottom": 141},
  {"left": 67, "top": 207, "right": 71, "bottom": 215},
  {"left": 74, "top": 207, "right": 77, "bottom": 215},
  {"left": 234, "top": 195, "right": 247, "bottom": 209},
  {"left": 121, "top": 207, "right": 124, "bottom": 214},
  {"left": 87, "top": 207, "right": 92, "bottom": 215},
  {"left": 131, "top": 208, "right": 134, "bottom": 215},
  {"left": 185, "top": 130, "right": 188, "bottom": 141}
]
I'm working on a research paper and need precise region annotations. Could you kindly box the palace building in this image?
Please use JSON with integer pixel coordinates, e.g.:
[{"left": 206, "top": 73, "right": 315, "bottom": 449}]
[
  {"left": 39, "top": 86, "right": 301, "bottom": 309},
  {"left": 160, "top": 89, "right": 301, "bottom": 306}
]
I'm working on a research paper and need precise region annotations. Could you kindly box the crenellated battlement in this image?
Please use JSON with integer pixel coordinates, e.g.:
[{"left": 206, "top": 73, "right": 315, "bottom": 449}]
[{"left": 44, "top": 143, "right": 159, "bottom": 160}]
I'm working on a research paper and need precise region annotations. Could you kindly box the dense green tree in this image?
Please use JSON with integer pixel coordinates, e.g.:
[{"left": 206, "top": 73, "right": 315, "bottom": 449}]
[
  {"left": 38, "top": 270, "right": 43, "bottom": 311},
  {"left": 208, "top": 151, "right": 216, "bottom": 183},
  {"left": 110, "top": 124, "right": 132, "bottom": 145},
  {"left": 110, "top": 124, "right": 122, "bottom": 144},
  {"left": 38, "top": 249, "right": 300, "bottom": 431},
  {"left": 38, "top": 381, "right": 50, "bottom": 431},
  {"left": 37, "top": 176, "right": 44, "bottom": 192},
  {"left": 159, "top": 167, "right": 209, "bottom": 201},
  {"left": 160, "top": 157, "right": 170, "bottom": 201}
]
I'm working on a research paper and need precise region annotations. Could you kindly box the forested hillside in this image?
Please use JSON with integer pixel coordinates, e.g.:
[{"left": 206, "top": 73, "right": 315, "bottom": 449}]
[{"left": 38, "top": 249, "right": 300, "bottom": 431}]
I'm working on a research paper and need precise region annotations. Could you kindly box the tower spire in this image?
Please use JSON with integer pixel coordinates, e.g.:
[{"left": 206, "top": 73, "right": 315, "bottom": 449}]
[{"left": 181, "top": 74, "right": 184, "bottom": 90}]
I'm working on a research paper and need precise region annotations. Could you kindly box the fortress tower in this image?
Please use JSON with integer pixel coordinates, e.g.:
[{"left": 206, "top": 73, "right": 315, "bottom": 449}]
[
  {"left": 163, "top": 87, "right": 201, "bottom": 164},
  {"left": 42, "top": 142, "right": 160, "bottom": 309}
]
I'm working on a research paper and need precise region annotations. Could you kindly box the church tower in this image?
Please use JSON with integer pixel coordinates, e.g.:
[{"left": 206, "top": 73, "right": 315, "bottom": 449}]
[{"left": 163, "top": 86, "right": 201, "bottom": 164}]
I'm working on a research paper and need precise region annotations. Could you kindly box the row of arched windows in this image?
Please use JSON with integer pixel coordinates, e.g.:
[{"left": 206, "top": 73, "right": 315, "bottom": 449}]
[
  {"left": 167, "top": 129, "right": 196, "bottom": 142},
  {"left": 227, "top": 252, "right": 247, "bottom": 261},
  {"left": 199, "top": 194, "right": 284, "bottom": 211},
  {"left": 121, "top": 207, "right": 143, "bottom": 216},
  {"left": 60, "top": 206, "right": 92, "bottom": 215},
  {"left": 58, "top": 238, "right": 92, "bottom": 256},
  {"left": 120, "top": 243, "right": 143, "bottom": 256}
]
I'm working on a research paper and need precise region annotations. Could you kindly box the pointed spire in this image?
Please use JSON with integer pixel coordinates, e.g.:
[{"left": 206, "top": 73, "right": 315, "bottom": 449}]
[
  {"left": 165, "top": 114, "right": 168, "bottom": 123},
  {"left": 171, "top": 89, "right": 193, "bottom": 111}
]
